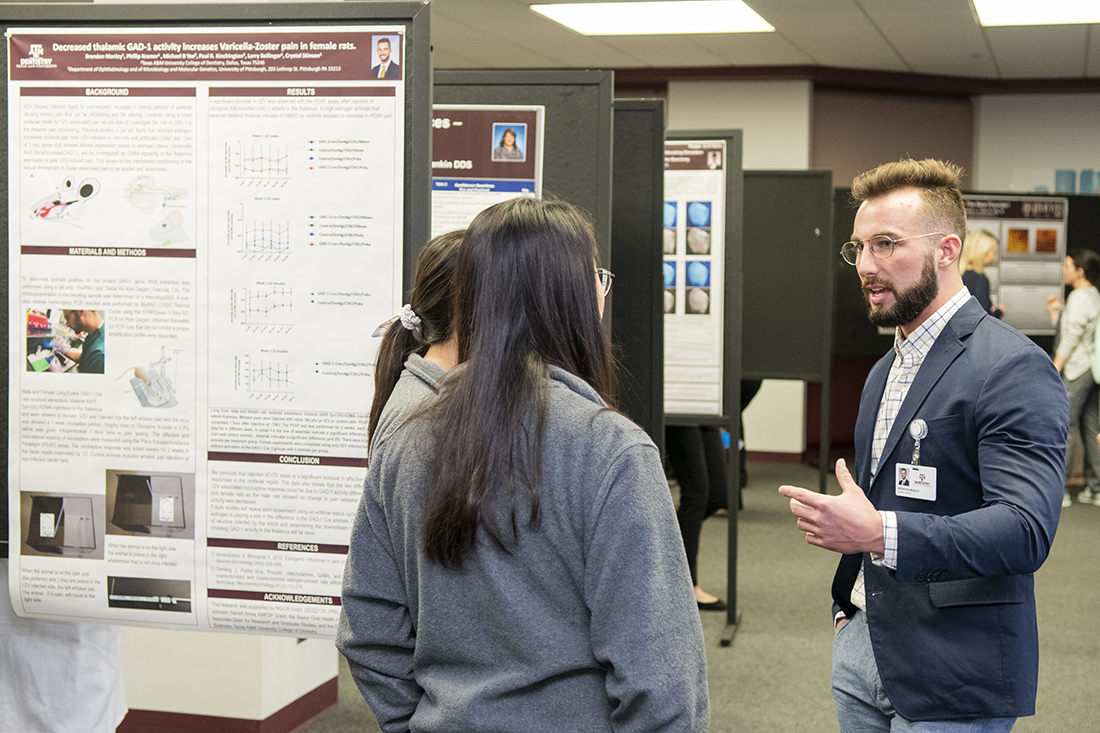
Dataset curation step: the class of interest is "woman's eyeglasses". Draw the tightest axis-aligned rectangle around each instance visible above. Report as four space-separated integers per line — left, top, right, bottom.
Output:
596 268 615 296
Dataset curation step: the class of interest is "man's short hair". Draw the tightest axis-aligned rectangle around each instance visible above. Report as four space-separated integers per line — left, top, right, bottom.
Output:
851 158 967 238
377 37 391 47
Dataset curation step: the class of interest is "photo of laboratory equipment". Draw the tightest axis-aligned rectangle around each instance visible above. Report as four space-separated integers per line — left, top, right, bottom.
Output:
106 471 194 539
107 576 192 613
22 493 102 558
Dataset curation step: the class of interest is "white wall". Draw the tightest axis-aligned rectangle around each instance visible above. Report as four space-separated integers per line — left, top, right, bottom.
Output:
667 80 813 170
974 94 1100 192
742 379 807 453
668 80 812 453
124 627 337 719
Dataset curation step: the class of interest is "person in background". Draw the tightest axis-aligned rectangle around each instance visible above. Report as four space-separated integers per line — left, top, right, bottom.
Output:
1 559 127 732
367 229 464 447
338 197 708 732
665 424 729 610
959 228 1006 318
1046 249 1100 507
780 158 1067 731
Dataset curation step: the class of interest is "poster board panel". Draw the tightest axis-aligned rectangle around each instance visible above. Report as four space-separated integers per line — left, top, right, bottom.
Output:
611 99 664 452
433 70 614 276
3 2 431 639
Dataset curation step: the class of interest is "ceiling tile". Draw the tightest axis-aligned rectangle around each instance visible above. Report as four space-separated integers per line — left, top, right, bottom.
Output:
985 25 1089 78
422 0 1100 79
692 32 818 66
1086 25 1100 77
595 35 730 67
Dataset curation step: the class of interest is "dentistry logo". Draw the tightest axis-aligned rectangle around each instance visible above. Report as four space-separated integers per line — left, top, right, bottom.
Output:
18 42 56 69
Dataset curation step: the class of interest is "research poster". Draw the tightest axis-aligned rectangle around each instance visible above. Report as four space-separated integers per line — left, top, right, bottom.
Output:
663 140 726 416
963 195 1067 336
430 104 543 237
7 26 406 637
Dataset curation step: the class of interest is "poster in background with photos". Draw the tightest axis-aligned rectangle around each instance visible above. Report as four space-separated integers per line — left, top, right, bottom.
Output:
663 140 726 416
963 194 1067 336
430 104 543 236
7 25 406 637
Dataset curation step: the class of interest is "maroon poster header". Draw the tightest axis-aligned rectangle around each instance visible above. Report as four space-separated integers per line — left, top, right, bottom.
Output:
664 142 726 172
10 31 396 82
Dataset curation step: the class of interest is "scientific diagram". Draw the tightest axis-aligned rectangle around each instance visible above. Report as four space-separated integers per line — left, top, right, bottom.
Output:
228 206 292 260
227 139 290 188
230 283 293 333
235 355 293 401
118 346 183 408
28 174 100 224
123 175 190 247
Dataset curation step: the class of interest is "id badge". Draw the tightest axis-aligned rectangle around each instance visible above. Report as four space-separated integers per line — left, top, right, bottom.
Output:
895 463 937 501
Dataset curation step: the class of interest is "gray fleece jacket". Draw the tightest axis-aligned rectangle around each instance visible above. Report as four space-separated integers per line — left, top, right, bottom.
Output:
337 355 709 732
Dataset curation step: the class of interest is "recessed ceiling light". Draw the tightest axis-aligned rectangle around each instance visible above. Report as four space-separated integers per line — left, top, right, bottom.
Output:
530 1 774 36
973 0 1100 27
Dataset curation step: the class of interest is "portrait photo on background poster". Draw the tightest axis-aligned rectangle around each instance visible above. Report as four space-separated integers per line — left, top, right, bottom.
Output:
370 35 402 79
491 123 527 162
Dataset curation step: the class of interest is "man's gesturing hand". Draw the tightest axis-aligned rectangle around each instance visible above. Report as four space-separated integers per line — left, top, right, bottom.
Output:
778 458 885 555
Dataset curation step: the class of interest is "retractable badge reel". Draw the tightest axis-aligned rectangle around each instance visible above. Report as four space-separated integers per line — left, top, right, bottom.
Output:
909 419 928 466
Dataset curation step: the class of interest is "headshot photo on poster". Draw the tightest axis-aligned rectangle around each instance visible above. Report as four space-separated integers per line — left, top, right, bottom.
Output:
371 35 401 79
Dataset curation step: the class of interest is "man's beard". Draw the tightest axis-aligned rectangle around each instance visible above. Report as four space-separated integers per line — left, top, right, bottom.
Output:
862 253 938 329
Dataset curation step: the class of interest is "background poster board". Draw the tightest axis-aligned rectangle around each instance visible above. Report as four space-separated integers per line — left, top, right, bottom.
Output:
432 70 614 292
3 2 431 639
663 139 729 417
430 104 544 236
964 195 1067 336
610 99 665 452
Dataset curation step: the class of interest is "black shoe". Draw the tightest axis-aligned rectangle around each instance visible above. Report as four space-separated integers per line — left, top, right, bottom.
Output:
697 598 728 612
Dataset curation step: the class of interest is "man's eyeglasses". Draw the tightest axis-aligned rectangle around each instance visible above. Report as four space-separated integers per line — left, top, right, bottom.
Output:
596 268 615 296
840 232 944 266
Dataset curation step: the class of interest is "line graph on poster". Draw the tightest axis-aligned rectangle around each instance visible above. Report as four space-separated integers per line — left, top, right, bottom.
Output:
230 283 293 333
232 139 291 180
235 355 294 401
228 205 292 261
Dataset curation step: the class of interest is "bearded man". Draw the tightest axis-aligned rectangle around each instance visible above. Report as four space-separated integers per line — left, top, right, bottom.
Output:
780 159 1068 731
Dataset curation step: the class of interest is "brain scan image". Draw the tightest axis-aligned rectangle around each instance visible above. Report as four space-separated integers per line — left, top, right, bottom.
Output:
663 201 677 228
687 201 711 228
687 261 710 288
686 227 711 255
664 228 677 254
687 287 710 314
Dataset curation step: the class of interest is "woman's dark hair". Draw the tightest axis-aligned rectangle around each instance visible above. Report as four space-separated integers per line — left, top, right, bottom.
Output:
367 229 463 445
499 128 516 147
422 196 617 567
1068 248 1100 286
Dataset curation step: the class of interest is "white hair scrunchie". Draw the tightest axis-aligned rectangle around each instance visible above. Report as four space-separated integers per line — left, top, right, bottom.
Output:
399 303 422 331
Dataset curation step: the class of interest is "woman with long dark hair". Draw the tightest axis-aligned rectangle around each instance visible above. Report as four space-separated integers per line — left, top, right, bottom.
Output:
367 229 463 447
338 197 708 732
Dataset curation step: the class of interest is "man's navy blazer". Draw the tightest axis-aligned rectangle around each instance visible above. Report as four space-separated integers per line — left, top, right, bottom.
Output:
832 296 1069 721
371 61 401 79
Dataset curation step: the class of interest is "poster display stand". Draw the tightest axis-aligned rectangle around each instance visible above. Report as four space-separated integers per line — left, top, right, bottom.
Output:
664 130 743 643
